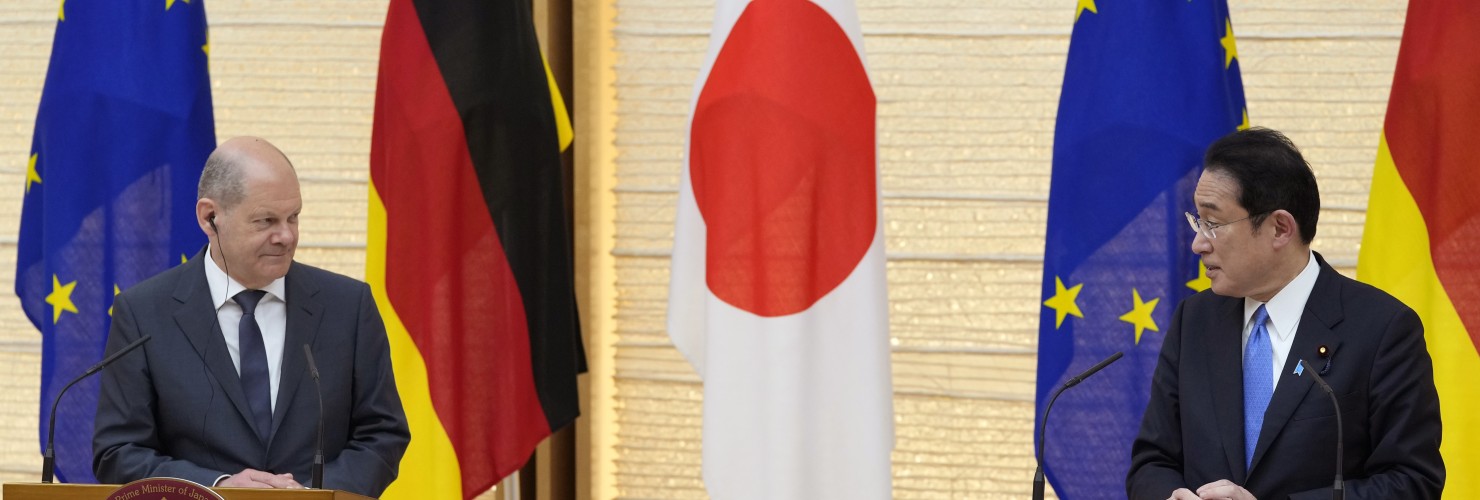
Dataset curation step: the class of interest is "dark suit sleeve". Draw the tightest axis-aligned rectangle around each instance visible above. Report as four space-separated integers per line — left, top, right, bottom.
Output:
321 283 411 496
1127 299 1191 499
94 293 228 486
1289 307 1444 500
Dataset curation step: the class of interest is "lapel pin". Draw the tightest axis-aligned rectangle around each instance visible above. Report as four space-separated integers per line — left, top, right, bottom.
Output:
1318 345 1330 358
1294 360 1305 377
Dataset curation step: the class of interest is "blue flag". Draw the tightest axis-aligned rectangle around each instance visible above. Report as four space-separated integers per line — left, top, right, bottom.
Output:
1035 2 1245 498
16 0 215 483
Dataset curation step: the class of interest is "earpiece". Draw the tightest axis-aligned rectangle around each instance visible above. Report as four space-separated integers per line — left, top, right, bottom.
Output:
208 214 218 234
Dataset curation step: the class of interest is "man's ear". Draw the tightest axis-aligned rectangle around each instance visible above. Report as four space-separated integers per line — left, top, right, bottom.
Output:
196 199 218 236
1267 209 1299 249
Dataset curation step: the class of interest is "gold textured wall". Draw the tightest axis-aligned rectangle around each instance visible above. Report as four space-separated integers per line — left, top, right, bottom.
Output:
0 0 1407 499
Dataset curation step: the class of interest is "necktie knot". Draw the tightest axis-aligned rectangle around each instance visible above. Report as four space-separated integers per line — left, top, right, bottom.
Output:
234 290 267 314
1253 304 1269 328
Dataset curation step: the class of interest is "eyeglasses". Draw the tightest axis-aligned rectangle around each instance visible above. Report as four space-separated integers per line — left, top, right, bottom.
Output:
1185 211 1265 240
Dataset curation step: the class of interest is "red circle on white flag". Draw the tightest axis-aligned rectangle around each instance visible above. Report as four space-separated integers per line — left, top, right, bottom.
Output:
690 0 877 317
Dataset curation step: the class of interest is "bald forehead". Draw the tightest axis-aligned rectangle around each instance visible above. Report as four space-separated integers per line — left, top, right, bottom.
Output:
199 137 298 208
218 137 294 170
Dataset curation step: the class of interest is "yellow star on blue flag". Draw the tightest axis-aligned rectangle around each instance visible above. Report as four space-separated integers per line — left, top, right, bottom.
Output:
45 275 78 323
1043 277 1085 329
1075 0 1097 22
1118 288 1161 344
1186 261 1212 292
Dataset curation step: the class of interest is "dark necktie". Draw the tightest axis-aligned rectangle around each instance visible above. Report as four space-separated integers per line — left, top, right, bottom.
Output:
234 290 273 444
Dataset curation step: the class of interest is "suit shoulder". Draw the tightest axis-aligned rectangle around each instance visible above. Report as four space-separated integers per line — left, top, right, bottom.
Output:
289 261 372 294
1333 271 1405 305
1326 270 1416 324
117 259 199 300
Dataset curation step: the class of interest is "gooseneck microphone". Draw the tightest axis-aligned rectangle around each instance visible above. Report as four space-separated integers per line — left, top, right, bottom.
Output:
302 344 324 489
1034 351 1124 500
42 334 152 483
1301 359 1343 500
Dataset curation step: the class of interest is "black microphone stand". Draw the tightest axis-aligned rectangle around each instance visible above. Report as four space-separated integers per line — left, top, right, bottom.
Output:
302 344 324 489
1301 359 1343 500
1034 352 1124 500
43 335 152 483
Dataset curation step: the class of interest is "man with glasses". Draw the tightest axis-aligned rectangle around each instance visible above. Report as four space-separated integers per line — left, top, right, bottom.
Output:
1127 128 1443 500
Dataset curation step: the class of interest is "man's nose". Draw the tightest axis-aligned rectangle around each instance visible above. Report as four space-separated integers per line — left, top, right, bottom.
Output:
269 224 296 244
1190 231 1212 254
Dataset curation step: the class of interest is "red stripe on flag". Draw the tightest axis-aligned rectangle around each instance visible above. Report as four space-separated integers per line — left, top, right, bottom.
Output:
371 0 550 492
1382 1 1480 354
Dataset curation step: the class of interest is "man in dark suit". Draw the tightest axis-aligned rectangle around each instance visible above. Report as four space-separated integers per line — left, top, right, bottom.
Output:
94 137 410 496
1127 128 1443 500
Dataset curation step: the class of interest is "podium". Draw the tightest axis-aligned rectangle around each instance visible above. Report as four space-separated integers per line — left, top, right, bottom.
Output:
3 483 375 500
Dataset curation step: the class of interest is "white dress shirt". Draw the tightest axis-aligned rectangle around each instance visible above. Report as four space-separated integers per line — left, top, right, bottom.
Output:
1241 250 1320 392
204 245 288 412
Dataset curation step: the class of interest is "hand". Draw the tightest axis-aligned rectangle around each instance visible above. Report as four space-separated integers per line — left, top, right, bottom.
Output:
219 468 304 489
1196 479 1256 500
1168 488 1200 500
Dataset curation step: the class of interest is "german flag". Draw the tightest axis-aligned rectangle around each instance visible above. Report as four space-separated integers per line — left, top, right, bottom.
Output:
1357 2 1480 497
367 0 582 497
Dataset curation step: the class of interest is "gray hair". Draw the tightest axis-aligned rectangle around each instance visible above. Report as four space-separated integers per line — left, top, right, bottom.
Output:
197 150 247 209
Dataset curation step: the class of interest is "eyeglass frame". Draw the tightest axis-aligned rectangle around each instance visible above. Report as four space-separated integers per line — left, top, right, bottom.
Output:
1185 211 1270 240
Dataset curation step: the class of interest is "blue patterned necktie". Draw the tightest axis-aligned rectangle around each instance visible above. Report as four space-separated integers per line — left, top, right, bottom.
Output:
235 290 273 444
1244 304 1273 470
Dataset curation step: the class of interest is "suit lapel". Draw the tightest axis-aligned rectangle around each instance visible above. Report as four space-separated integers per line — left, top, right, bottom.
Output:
1205 296 1249 483
269 263 323 447
1249 257 1345 475
171 254 262 441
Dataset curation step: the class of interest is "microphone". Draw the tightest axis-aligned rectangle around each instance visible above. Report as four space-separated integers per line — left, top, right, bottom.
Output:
1301 359 1343 500
1034 351 1124 500
302 344 324 489
1062 351 1123 389
42 334 152 483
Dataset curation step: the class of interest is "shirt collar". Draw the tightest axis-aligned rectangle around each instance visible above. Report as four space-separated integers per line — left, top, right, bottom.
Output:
203 244 288 309
1243 250 1319 339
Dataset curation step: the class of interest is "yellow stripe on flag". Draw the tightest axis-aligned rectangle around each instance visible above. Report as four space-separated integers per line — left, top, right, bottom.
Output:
1357 133 1480 497
541 52 573 152
369 185 465 499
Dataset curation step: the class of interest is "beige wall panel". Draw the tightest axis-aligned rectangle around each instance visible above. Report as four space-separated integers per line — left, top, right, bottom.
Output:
893 396 1037 499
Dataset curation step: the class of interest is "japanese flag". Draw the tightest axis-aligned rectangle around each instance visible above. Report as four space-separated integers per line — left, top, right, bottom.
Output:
667 0 894 498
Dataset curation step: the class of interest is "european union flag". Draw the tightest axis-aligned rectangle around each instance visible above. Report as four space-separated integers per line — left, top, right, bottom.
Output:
16 0 215 483
1035 2 1245 498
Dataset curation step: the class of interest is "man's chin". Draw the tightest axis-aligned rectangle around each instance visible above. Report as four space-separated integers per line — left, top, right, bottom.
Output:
258 262 291 282
1208 280 1235 298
